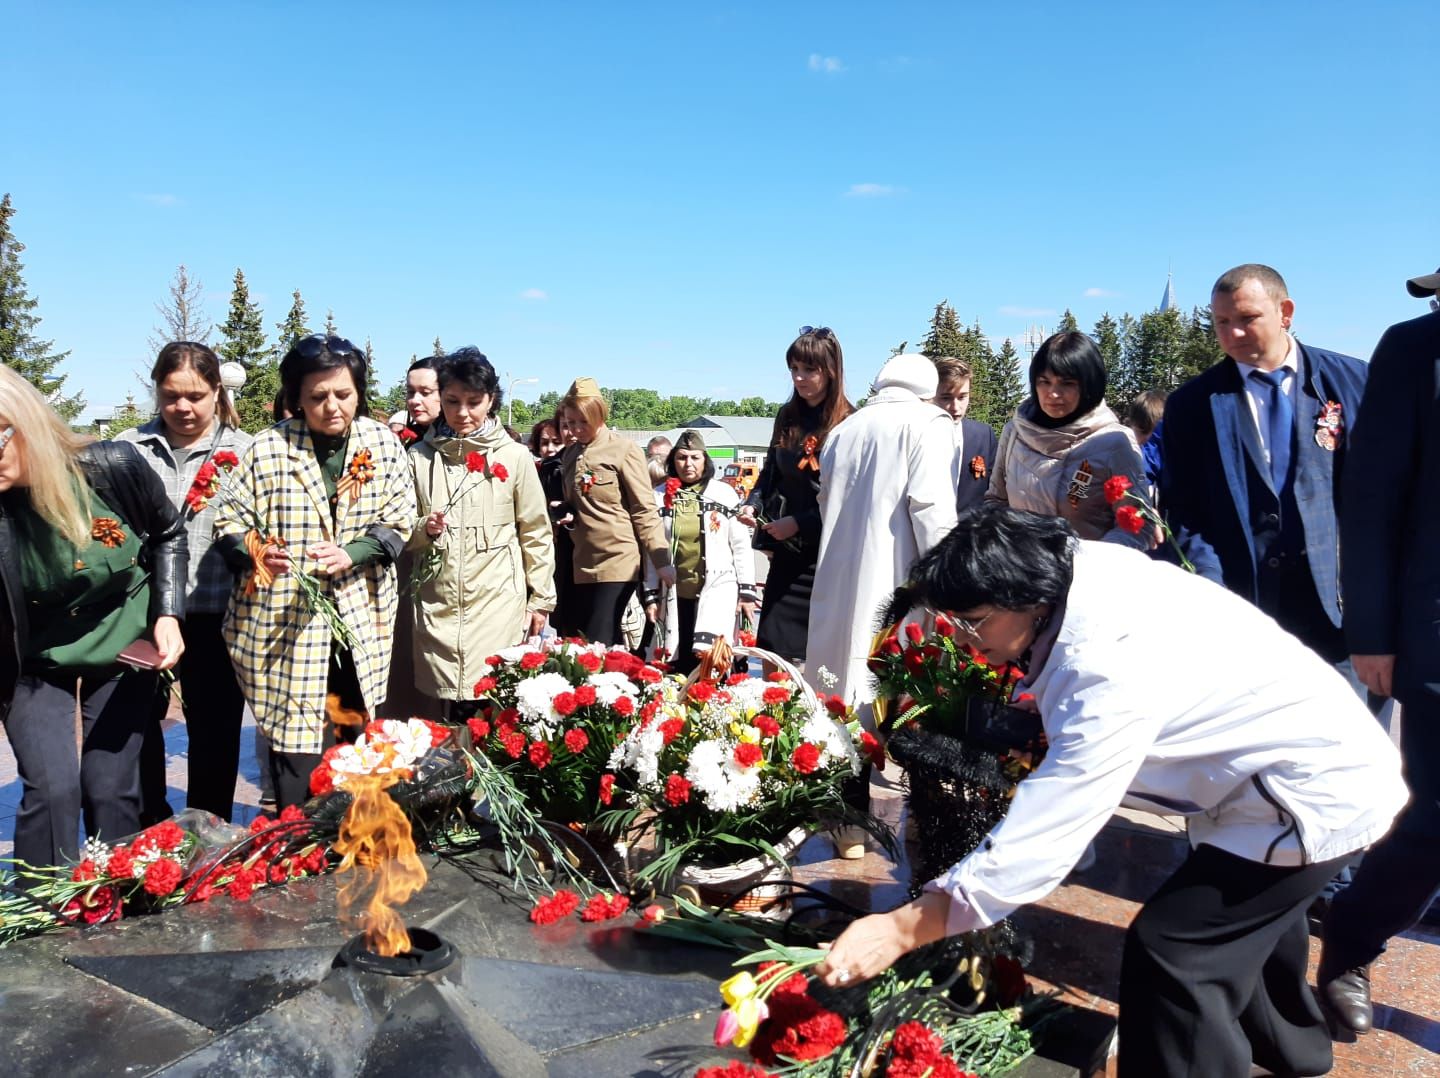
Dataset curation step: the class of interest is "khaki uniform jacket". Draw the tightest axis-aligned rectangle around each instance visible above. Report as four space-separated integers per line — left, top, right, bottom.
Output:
560 426 671 584
408 423 556 701
216 416 416 753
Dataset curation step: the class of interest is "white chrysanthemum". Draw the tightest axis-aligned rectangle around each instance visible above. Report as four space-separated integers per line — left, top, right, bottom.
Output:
723 678 770 715
586 671 639 707
513 672 575 737
607 719 667 789
686 738 763 813
799 708 862 775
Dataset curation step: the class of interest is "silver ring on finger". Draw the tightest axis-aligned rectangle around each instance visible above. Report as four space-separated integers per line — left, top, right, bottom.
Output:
834 968 852 983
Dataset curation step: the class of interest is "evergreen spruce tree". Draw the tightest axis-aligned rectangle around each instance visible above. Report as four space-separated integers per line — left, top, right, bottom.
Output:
324 309 337 336
1176 306 1225 384
1055 308 1079 333
1093 313 1123 401
275 290 311 354
0 193 82 418
363 337 380 409
918 300 966 359
216 268 277 433
989 338 1025 425
148 264 212 353
432 337 445 357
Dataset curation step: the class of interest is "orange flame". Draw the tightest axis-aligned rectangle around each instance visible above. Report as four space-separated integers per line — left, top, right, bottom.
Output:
327 692 367 742
333 770 427 956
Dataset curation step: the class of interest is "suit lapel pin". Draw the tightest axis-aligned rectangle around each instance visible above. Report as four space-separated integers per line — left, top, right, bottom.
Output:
1315 401 1343 451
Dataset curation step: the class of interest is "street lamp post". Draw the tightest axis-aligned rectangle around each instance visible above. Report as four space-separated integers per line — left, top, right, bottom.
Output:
506 374 539 430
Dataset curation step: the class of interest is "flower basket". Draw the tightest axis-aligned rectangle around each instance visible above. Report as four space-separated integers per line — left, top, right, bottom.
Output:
674 823 809 918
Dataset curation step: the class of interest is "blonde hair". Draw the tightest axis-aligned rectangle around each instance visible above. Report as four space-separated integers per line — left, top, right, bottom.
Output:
0 365 95 545
560 391 608 431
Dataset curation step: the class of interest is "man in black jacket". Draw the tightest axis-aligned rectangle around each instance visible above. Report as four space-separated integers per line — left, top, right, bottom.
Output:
1319 267 1440 1035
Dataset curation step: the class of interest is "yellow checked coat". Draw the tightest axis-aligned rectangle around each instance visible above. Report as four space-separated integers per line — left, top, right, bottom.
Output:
216 416 417 753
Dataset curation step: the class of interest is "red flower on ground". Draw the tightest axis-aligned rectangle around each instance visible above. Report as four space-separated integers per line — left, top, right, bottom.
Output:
143 857 184 897
226 877 255 902
1115 504 1146 535
467 716 491 740
757 961 809 996
145 820 186 851
750 991 847 1064
63 884 122 925
250 815 274 834
574 684 597 707
665 773 692 806
990 954 1029 1006
640 903 666 924
580 892 630 922
528 741 553 769
491 463 509 482
694 1062 771 1078
598 773 615 805
71 859 98 883
529 889 581 925
575 651 602 673
733 742 762 768
613 695 635 717
761 685 791 707
889 1020 944 1064
465 451 488 473
279 804 306 823
473 675 498 695
303 847 329 874
660 717 685 745
553 691 579 717
502 730 527 758
753 715 780 738
520 651 546 670
791 743 821 774
564 728 589 754
1103 474 1133 504
106 846 136 879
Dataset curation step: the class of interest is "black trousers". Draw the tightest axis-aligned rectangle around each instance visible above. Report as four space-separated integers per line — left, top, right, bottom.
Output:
1118 844 1347 1078
3 668 154 866
669 596 699 675
570 581 636 648
1324 684 1440 975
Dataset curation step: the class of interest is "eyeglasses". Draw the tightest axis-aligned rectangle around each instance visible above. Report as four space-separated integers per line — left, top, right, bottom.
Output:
290 333 364 359
951 611 995 639
798 326 833 340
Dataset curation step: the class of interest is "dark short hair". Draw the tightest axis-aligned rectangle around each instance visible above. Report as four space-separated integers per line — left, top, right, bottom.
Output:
883 504 1076 626
279 334 370 418
1213 263 1289 303
437 347 503 417
1029 331 1107 419
407 355 442 376
528 416 560 456
151 341 241 429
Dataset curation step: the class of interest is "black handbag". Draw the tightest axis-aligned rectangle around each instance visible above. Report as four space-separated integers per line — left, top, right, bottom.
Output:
750 490 789 553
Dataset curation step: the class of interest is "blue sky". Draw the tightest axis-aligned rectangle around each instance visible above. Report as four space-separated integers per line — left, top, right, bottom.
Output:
5 2 1436 421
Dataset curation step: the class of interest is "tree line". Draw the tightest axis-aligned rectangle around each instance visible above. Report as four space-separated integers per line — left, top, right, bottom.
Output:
2 190 1225 439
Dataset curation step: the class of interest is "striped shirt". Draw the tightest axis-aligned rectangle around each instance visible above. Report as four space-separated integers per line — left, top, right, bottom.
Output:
115 419 254 615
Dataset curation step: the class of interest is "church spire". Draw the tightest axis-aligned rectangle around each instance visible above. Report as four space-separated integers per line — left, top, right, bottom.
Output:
1160 270 1178 312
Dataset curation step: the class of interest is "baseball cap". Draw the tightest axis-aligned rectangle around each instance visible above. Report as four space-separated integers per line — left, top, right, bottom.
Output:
1405 268 1440 298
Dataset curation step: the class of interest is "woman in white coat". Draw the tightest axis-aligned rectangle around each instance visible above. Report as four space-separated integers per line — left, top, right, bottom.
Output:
816 505 1405 1078
642 430 757 675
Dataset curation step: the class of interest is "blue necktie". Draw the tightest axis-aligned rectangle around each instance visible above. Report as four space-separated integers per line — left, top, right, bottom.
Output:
1250 368 1293 488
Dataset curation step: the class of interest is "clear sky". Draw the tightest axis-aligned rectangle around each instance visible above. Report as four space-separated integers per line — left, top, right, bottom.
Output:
5 2 1436 420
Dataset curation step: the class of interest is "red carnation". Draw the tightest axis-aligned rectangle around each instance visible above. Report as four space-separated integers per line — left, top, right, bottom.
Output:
580 892 630 922
106 846 136 878
304 847 330 874
226 876 255 902
529 889 581 925
467 716 491 740
694 1063 772 1078
520 651 546 670
502 730 527 758
733 742 762 768
762 685 790 706
576 652 602 672
665 477 681 495
280 804 306 823
465 451 488 473
613 695 635 717
1103 474 1133 504
764 671 790 683
213 449 240 469
860 730 886 769
309 765 335 796
791 742 821 774
688 680 716 704
726 672 749 686
553 691 579 717
399 427 419 445
564 728 589 753
665 773 692 806
824 695 847 716
890 1020 944 1064
528 741 553 769
63 884 122 925
250 815 274 834
491 463 509 482
574 684 597 707
1115 504 1146 535
143 857 184 897
750 991 847 1064
753 715 780 738
71 859 98 883
603 650 639 675
599 773 615 805
473 675 498 695
635 665 662 684
660 717 686 745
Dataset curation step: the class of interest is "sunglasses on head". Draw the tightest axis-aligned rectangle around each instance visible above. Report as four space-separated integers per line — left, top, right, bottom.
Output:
291 333 364 359
798 325 833 340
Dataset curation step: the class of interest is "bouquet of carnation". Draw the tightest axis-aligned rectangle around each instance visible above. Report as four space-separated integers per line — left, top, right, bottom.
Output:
600 648 886 885
464 640 668 825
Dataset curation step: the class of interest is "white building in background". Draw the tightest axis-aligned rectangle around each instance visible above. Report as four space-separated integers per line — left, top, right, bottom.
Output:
614 414 773 466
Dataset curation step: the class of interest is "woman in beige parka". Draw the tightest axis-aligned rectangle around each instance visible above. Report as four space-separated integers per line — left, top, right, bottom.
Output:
409 349 555 717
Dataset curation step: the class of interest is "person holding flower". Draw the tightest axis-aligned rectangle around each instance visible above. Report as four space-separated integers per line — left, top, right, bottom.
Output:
117 341 252 821
409 349 555 718
0 365 188 868
214 334 415 810
816 505 1404 1078
739 326 854 664
985 331 1149 547
558 377 674 646
641 429 757 674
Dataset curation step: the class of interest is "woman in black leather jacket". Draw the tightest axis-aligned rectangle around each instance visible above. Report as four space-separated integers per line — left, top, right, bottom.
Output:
0 366 188 868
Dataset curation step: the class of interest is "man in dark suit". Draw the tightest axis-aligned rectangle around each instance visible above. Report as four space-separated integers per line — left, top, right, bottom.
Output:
1161 264 1369 682
1319 267 1440 1035
932 357 998 512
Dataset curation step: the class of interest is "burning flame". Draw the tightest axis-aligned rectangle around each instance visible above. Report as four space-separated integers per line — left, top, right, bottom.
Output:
333 770 427 957
327 692 367 741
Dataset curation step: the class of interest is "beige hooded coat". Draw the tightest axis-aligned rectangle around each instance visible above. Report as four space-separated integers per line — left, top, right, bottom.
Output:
409 422 556 701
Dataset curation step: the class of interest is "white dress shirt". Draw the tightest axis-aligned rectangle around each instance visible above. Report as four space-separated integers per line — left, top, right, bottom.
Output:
1231 335 1299 475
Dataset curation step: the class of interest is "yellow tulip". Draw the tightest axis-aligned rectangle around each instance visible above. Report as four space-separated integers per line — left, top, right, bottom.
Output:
732 996 765 1048
719 971 758 1007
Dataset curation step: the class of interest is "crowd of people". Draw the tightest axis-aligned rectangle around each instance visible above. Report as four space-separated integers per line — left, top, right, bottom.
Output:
0 260 1436 1075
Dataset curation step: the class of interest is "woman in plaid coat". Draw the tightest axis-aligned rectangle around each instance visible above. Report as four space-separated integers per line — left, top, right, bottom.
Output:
214 335 416 808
